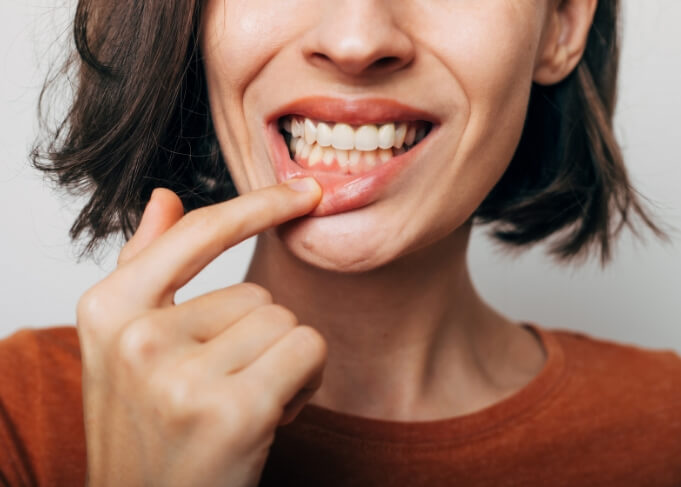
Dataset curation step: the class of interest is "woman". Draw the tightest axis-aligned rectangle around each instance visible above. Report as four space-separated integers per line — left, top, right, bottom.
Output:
1 0 679 485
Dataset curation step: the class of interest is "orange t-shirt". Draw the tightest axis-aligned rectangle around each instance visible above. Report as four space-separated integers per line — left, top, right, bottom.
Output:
1 323 680 486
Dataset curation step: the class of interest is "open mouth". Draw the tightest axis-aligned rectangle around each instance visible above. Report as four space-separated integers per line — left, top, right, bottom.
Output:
278 116 433 175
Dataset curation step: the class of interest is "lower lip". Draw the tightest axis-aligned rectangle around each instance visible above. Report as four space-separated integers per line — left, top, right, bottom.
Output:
266 123 435 217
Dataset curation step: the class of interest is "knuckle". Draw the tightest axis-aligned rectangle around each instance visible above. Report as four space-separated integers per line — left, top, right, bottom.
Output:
76 275 122 327
118 318 163 367
239 282 273 304
154 375 203 428
291 325 327 358
262 304 298 327
165 379 198 416
76 287 104 324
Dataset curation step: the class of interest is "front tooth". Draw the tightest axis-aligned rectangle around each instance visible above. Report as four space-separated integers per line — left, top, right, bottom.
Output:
349 149 362 166
308 144 323 166
317 122 333 147
322 147 335 166
394 123 407 148
304 119 317 145
292 118 304 138
405 125 416 146
364 151 377 167
355 125 379 151
377 123 395 150
331 123 354 150
336 149 349 167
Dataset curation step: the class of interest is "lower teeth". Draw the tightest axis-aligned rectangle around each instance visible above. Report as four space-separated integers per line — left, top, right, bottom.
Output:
282 133 420 175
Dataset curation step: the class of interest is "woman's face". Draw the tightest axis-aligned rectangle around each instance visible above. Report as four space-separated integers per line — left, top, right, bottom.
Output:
200 0 567 272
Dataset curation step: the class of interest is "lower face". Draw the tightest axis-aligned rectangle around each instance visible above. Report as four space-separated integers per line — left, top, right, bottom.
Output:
200 0 549 273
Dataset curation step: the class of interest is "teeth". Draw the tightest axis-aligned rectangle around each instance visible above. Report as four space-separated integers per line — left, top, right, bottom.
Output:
304 119 317 145
292 118 304 138
405 125 416 146
349 149 361 165
300 142 312 159
394 123 407 149
364 151 377 168
308 144 323 166
355 125 379 151
289 135 410 173
322 147 335 166
378 149 392 163
283 116 429 152
336 149 349 167
415 126 426 143
377 123 395 150
331 123 354 150
316 122 333 147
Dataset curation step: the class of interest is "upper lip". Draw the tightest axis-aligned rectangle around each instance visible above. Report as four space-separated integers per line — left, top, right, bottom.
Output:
265 96 441 126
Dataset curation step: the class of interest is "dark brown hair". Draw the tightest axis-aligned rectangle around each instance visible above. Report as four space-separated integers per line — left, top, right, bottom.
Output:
33 0 665 264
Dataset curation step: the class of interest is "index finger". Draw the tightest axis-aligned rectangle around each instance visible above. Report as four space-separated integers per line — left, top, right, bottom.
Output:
116 178 321 307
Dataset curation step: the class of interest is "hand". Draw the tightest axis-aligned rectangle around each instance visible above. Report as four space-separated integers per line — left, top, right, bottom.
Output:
76 178 326 487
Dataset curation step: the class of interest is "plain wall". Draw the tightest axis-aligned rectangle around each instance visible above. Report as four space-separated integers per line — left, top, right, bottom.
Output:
1 1 679 351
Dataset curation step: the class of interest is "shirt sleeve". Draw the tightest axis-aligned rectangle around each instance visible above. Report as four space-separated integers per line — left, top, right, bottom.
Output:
0 327 86 486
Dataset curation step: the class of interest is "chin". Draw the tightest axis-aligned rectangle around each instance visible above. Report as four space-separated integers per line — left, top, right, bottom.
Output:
275 211 408 274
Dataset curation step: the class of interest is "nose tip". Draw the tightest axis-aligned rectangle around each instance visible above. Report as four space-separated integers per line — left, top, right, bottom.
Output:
302 2 415 78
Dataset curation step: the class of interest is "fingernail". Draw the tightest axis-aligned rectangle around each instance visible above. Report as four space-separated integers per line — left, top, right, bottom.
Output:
285 177 320 193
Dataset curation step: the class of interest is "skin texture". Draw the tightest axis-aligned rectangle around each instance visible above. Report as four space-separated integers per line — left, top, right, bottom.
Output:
200 0 597 417
78 1 597 485
79 181 329 486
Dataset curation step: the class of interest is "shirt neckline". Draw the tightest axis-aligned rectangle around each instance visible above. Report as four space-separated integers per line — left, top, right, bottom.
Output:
290 322 567 445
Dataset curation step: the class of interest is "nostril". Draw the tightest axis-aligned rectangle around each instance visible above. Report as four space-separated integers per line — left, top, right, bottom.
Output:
373 56 402 70
308 51 409 76
309 52 333 67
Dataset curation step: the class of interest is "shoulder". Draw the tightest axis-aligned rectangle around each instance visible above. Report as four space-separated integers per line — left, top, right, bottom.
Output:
0 326 82 400
0 325 82 398
0 326 85 486
549 326 681 402
538 325 681 474
0 325 81 363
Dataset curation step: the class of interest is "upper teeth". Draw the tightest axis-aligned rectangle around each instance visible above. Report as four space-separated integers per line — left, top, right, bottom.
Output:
281 117 427 152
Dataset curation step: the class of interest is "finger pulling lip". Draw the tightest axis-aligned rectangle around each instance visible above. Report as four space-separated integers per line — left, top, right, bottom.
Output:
266 125 437 218
264 96 440 217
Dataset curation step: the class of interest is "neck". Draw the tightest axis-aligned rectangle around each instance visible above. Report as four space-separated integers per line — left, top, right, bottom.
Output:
245 223 537 420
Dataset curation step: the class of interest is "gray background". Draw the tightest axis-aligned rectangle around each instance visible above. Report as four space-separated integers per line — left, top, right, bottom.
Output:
1 1 679 351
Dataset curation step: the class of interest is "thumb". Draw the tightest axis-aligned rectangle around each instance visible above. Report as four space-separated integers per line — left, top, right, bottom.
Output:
117 188 185 268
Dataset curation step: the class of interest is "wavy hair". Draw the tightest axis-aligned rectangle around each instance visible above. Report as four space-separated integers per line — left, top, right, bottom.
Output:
32 0 665 264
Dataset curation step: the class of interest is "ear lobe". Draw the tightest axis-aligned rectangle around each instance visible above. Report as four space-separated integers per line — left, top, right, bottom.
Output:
533 0 598 86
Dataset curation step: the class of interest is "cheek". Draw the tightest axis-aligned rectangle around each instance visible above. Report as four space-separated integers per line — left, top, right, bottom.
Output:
200 0 305 190
430 6 539 116
409 5 543 229
432 5 540 150
201 0 305 90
